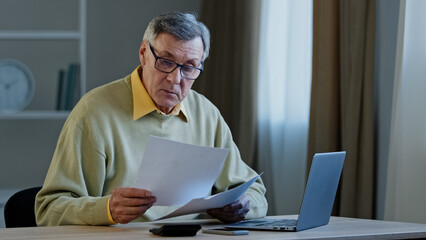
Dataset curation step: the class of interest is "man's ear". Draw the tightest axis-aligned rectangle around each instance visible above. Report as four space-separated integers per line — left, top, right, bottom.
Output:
139 40 148 66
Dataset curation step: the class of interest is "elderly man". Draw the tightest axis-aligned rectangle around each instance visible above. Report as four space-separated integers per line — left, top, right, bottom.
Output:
35 12 267 226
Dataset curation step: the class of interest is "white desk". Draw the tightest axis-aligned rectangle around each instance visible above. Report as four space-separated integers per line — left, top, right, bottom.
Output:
1 216 426 239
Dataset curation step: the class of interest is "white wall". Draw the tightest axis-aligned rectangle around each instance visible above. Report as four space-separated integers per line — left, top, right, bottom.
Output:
375 0 400 221
384 0 426 224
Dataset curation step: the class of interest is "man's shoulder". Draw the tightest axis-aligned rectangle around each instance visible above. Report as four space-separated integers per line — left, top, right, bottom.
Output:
84 75 131 100
184 90 222 119
186 90 218 110
69 75 132 120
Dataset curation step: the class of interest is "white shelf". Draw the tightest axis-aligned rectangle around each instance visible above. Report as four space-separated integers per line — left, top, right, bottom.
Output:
0 30 82 40
0 0 86 121
0 111 70 120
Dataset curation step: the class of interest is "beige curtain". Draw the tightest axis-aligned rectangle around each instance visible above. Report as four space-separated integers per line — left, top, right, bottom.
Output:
308 0 375 218
195 0 261 167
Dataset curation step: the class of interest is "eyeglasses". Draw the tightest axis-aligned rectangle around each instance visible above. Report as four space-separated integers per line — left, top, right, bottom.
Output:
149 44 203 80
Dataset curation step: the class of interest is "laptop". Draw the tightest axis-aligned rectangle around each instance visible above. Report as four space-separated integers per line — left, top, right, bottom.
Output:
225 151 346 232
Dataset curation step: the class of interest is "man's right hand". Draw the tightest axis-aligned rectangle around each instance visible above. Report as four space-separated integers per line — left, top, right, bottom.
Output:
109 187 156 224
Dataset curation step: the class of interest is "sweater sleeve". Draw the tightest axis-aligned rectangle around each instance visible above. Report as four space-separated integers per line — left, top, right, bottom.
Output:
212 115 268 219
35 116 112 226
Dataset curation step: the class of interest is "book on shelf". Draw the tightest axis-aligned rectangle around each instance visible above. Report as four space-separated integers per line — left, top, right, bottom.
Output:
56 69 66 111
56 63 81 111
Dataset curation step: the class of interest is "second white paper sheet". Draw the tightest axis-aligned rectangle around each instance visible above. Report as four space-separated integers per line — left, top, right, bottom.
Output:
134 136 229 206
157 173 262 220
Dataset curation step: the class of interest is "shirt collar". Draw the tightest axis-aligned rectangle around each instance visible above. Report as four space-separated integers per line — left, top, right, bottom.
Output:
131 66 188 122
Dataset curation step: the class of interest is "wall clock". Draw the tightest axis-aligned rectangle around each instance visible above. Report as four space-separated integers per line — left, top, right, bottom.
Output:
0 59 35 113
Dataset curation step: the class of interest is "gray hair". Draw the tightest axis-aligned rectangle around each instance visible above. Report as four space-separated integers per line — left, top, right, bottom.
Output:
143 12 211 61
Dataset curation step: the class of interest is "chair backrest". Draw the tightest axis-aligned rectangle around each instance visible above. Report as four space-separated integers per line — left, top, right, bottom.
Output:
4 187 42 228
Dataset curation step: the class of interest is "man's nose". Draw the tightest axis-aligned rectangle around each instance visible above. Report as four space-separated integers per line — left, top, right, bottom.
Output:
167 67 182 84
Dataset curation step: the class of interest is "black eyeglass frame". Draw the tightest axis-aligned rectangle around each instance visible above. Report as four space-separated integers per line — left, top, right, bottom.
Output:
149 44 204 80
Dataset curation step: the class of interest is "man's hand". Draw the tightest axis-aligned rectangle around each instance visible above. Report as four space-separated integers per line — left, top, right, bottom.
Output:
207 194 250 223
109 187 156 224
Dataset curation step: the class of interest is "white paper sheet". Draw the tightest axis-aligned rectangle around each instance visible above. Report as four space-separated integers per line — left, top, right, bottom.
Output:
157 173 262 220
134 136 229 206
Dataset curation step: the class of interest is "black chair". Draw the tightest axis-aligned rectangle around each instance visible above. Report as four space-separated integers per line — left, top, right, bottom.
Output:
4 186 42 228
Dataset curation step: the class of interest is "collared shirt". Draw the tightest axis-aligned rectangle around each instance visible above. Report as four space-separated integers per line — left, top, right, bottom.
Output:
130 66 188 122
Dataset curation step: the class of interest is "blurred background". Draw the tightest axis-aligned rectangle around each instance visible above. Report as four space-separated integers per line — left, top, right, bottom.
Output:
0 0 425 228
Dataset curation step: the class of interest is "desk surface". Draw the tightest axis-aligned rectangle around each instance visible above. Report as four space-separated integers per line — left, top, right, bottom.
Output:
1 216 426 240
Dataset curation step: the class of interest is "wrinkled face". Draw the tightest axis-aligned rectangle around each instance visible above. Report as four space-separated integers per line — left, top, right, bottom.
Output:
139 33 204 114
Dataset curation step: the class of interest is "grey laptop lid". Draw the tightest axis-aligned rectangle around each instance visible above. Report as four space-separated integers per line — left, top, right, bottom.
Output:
296 151 345 231
225 151 346 231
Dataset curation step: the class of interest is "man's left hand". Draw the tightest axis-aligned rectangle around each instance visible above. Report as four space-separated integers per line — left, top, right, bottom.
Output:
207 194 250 223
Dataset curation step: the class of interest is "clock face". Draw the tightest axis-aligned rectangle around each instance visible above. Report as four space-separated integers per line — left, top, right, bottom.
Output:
0 59 35 112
